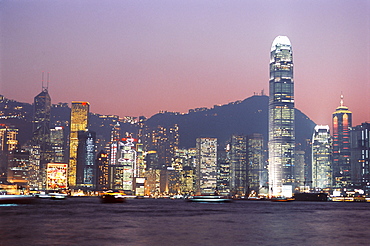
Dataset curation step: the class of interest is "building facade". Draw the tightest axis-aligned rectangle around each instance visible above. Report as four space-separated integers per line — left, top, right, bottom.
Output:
68 101 90 188
76 130 96 189
229 135 247 195
350 123 370 195
268 36 295 197
332 96 352 188
247 133 265 195
196 137 217 194
312 125 332 190
33 88 52 189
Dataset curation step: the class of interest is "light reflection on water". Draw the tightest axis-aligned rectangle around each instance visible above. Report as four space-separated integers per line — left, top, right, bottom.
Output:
1 198 370 245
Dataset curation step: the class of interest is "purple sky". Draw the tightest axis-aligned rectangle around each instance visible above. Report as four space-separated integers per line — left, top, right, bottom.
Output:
1 0 369 126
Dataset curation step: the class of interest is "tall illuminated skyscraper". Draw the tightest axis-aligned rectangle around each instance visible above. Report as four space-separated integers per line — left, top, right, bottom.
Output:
229 135 247 196
332 95 352 188
196 137 217 194
312 125 332 190
68 101 89 187
33 85 51 188
268 36 295 197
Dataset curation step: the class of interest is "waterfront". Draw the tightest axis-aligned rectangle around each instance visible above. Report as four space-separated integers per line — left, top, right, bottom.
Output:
1 198 370 246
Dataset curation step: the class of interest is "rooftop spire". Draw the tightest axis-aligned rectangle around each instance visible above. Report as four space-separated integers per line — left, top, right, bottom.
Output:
340 93 344 107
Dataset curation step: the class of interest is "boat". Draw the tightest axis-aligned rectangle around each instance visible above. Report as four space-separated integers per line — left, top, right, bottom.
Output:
35 191 67 199
186 195 233 203
49 193 67 200
100 191 126 203
270 196 294 202
294 192 328 201
0 195 36 204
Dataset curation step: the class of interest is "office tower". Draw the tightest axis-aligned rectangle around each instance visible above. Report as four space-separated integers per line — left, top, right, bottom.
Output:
160 167 181 195
76 130 96 189
247 133 265 195
145 150 159 170
196 137 217 194
332 95 352 188
229 135 247 195
33 85 52 189
217 144 230 194
268 36 295 197
68 101 90 187
0 124 18 184
112 137 137 193
180 166 195 195
50 126 65 163
7 149 29 185
143 124 179 168
135 142 145 177
96 150 110 190
350 123 370 195
312 125 332 190
294 150 305 189
28 145 41 189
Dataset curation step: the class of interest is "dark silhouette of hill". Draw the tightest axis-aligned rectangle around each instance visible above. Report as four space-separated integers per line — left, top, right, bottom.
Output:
146 95 316 148
1 94 316 150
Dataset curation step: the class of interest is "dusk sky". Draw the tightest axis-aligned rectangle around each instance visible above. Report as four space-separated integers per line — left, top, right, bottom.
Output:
1 0 369 126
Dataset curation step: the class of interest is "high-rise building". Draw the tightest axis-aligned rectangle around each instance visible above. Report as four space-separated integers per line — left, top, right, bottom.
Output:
312 125 332 190
247 133 266 195
7 149 29 185
332 95 352 188
112 137 137 193
268 36 295 197
229 135 247 195
33 86 52 189
196 137 217 194
350 122 370 195
68 101 90 187
0 124 18 184
96 150 110 191
50 126 65 163
217 144 230 194
76 130 96 189
143 124 179 168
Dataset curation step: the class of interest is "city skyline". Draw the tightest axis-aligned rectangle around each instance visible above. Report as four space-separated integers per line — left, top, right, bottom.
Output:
1 1 369 126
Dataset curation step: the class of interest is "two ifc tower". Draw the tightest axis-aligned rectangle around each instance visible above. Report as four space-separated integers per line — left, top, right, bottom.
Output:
268 36 295 197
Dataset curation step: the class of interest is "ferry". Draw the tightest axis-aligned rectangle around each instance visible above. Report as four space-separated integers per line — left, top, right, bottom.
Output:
0 195 36 204
270 196 295 202
100 191 126 203
294 192 328 201
186 195 233 203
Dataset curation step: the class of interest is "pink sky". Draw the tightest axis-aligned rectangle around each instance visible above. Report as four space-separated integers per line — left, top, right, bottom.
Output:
1 0 369 126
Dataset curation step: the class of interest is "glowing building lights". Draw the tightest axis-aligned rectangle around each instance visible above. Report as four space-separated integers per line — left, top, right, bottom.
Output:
332 95 352 188
268 36 295 197
68 101 90 187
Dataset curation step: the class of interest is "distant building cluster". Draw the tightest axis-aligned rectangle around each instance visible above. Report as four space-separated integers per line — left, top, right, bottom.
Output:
0 37 368 198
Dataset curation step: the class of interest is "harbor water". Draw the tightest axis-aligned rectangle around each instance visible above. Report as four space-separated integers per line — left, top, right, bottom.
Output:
1 198 370 246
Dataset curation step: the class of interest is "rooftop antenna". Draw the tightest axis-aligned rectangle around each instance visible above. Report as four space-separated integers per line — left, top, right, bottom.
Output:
41 71 45 91
46 72 50 91
340 92 344 107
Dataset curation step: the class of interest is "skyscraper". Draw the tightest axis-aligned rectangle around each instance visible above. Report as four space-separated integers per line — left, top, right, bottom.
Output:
96 150 110 191
68 101 89 187
247 133 266 195
312 125 332 190
229 135 247 196
33 86 51 188
196 137 217 194
332 95 352 188
350 123 370 196
268 36 295 197
76 130 96 189
0 124 19 184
